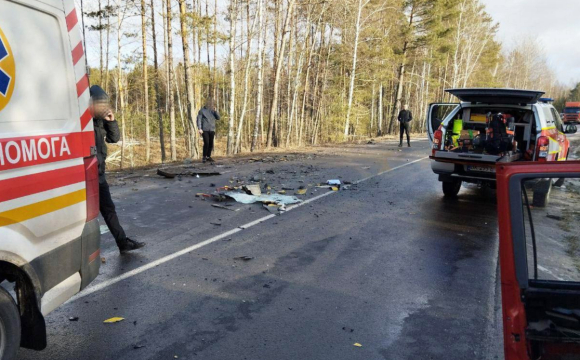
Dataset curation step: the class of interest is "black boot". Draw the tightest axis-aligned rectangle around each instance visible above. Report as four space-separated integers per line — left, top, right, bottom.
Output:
119 238 146 254
407 142 411 147
398 143 402 147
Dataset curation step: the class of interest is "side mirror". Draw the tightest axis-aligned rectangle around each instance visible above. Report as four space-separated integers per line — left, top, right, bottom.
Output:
564 124 577 134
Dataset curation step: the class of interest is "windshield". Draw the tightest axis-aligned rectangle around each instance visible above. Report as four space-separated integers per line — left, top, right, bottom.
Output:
564 107 580 113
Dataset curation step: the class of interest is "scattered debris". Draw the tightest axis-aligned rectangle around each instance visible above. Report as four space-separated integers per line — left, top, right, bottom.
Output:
263 204 281 214
133 344 146 350
101 257 106 264
266 169 275 174
547 214 563 221
243 184 262 196
278 190 286 194
233 256 254 261
69 316 79 321
327 179 342 186
210 222 222 226
353 343 362 347
331 187 339 191
224 192 301 207
296 188 307 195
211 204 240 212
103 317 125 324
157 169 221 178
263 284 271 288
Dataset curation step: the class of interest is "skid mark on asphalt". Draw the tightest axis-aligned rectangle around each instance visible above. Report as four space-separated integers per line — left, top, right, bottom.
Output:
68 156 429 303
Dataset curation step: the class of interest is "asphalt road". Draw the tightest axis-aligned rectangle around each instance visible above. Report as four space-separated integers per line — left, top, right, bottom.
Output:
18 138 505 360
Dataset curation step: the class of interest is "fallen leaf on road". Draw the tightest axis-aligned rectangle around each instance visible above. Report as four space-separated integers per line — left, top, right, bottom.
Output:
296 189 307 195
353 343 362 347
101 257 106 264
103 317 125 323
331 187 339 191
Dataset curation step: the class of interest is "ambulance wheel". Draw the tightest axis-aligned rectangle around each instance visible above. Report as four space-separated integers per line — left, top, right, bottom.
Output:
442 180 462 197
0 287 21 360
532 179 552 208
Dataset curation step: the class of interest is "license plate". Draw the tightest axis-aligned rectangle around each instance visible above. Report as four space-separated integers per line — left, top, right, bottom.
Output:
467 165 496 173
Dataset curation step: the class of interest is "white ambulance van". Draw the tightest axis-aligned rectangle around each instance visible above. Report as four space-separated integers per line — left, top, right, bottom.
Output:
0 0 100 357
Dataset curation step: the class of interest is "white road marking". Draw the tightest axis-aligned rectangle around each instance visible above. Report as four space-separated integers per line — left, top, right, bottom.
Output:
70 155 429 302
537 265 566 281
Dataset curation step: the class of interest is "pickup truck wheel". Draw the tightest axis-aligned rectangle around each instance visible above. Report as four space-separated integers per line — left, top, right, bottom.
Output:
0 287 21 360
442 180 462 197
532 179 552 208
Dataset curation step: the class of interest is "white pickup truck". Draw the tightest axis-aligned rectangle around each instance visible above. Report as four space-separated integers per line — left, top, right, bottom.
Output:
427 88 576 199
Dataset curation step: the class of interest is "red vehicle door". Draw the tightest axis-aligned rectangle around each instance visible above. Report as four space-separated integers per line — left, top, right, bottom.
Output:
496 161 580 360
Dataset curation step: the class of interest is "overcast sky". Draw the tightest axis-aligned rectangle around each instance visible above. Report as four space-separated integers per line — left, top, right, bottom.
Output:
480 0 580 86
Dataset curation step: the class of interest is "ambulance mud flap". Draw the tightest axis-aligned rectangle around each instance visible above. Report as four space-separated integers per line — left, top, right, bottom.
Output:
80 218 101 290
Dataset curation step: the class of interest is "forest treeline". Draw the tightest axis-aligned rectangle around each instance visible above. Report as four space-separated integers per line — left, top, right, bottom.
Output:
82 0 574 167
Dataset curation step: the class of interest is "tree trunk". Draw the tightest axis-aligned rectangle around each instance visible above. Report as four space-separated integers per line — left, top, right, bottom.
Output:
235 0 257 153
179 0 199 159
250 0 264 152
150 0 166 162
141 0 151 163
117 10 126 168
98 0 103 85
378 83 383 136
105 0 111 93
266 0 296 148
226 0 237 155
166 0 177 160
343 0 367 141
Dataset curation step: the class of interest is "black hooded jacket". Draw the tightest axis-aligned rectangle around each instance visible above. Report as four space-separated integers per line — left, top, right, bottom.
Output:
94 118 120 183
90 85 120 183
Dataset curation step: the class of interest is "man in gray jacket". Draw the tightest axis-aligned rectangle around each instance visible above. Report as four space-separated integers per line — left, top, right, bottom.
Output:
197 100 220 163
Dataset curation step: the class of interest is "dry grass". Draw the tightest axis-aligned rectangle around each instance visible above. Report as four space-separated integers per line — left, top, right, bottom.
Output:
104 133 425 172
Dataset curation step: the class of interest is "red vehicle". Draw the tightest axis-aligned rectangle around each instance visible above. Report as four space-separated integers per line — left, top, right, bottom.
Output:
496 161 580 360
563 102 580 125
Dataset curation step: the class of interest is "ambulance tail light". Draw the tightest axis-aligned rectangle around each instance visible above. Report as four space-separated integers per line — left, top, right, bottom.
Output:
536 136 549 160
84 156 100 222
432 129 443 156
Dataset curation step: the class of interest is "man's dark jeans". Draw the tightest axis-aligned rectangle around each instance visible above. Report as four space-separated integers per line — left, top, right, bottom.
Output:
99 179 127 247
202 131 215 158
399 122 410 145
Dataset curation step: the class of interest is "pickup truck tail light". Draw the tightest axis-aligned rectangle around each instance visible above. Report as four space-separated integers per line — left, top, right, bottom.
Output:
536 136 549 160
84 156 100 222
432 130 443 156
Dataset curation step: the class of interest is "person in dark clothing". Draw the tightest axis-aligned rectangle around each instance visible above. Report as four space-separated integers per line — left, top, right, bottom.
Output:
197 100 220 163
90 85 145 254
398 104 412 147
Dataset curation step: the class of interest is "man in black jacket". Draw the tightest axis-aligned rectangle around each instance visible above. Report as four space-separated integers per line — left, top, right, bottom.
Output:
90 85 145 254
398 104 412 147
197 99 220 163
